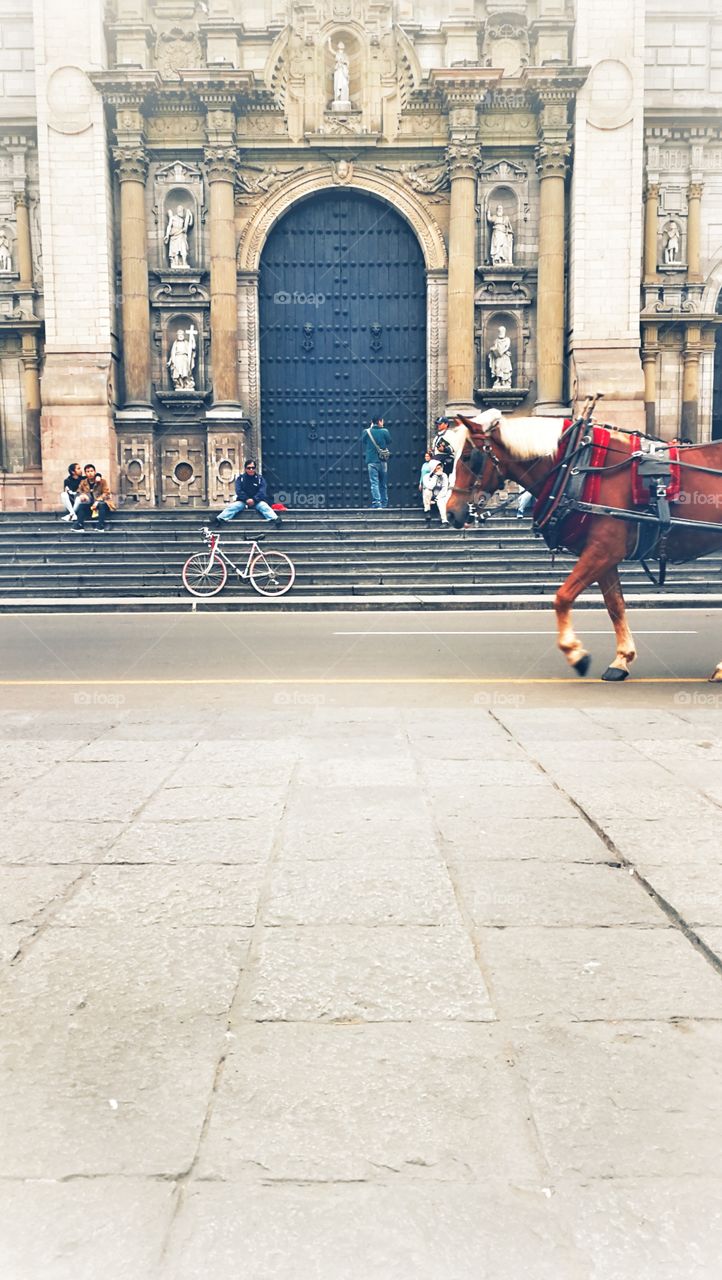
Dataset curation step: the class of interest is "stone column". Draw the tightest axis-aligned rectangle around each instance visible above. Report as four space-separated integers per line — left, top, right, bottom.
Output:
446 138 480 413
643 182 660 282
13 189 33 287
13 190 41 467
686 182 703 283
681 324 701 441
641 324 658 436
204 110 241 412
113 117 152 408
535 94 571 413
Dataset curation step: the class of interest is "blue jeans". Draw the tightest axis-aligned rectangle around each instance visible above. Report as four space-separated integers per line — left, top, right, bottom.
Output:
367 462 388 509
218 499 278 523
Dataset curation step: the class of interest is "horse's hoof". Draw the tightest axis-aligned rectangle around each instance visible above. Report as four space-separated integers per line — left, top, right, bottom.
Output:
573 655 591 677
601 666 629 682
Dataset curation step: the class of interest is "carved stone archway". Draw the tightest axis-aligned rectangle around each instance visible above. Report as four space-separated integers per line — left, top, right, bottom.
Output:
236 166 448 434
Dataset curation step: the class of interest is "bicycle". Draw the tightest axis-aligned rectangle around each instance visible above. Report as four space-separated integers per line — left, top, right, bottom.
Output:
182 526 296 598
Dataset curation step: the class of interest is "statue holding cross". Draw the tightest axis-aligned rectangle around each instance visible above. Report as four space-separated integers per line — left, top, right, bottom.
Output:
168 324 197 390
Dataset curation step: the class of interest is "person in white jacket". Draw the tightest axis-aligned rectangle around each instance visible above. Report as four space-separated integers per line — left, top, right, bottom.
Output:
422 461 450 526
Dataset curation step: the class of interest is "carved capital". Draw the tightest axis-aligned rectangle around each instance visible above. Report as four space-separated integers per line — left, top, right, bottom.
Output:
535 140 571 180
446 140 481 180
687 182 704 202
113 145 149 184
13 190 30 211
204 145 237 184
645 182 660 203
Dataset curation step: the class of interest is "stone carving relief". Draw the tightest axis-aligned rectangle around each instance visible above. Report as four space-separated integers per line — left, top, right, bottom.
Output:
331 159 354 184
482 18 530 76
156 28 203 79
235 164 304 198
0 227 13 273
377 160 450 195
487 201 514 266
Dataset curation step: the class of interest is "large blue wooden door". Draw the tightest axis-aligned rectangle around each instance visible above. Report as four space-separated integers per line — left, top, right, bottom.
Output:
259 190 427 507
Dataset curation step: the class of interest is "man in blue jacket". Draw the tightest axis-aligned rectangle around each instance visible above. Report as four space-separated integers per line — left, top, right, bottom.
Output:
216 459 282 526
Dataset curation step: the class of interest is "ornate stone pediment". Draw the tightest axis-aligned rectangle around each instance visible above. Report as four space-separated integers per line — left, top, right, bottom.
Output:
482 15 530 76
156 27 203 79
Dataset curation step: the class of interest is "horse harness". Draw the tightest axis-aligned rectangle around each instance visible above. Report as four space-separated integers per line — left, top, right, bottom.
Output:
467 417 722 587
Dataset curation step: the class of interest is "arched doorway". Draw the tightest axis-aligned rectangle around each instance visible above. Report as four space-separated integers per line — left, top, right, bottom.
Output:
714 289 722 441
259 189 427 507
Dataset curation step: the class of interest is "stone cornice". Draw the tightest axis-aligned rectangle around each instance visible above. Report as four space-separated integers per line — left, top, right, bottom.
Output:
429 68 504 109
523 66 591 101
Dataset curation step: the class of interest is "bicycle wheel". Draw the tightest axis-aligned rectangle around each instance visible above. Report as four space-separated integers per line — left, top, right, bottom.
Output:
249 550 296 597
182 553 228 597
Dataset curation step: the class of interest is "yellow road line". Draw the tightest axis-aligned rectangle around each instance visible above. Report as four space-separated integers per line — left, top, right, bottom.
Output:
0 677 713 687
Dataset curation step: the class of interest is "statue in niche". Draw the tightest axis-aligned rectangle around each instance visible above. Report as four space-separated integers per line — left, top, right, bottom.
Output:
168 325 197 390
329 38 351 106
164 205 193 270
488 326 513 389
663 220 681 265
0 229 12 273
488 202 514 266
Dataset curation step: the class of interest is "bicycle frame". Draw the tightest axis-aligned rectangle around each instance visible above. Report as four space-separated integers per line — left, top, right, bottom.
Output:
201 529 261 581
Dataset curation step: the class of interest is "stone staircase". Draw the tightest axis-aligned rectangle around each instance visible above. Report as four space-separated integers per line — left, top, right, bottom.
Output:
1 507 721 612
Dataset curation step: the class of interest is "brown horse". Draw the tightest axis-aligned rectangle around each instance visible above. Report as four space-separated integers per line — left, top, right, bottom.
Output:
445 409 722 682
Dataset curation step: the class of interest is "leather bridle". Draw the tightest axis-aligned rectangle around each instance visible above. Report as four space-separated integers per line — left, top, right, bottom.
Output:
452 432 505 500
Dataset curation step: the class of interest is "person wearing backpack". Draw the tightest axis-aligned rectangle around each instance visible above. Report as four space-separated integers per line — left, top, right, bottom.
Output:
362 416 391 509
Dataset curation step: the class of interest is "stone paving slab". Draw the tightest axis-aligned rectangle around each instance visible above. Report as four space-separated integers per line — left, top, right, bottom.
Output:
2 818 126 865
0 866 81 959
240 925 494 1023
0 1180 175 1280
600 817 722 865
279 786 438 859
636 865 722 927
263 860 459 925
139 782 287 823
54 865 265 928
512 1021 722 1178
198 1024 540 1184
445 816 611 862
161 1182 585 1280
451 861 663 927
478 926 721 1021
554 1176 722 1280
1 923 251 1177
104 817 276 864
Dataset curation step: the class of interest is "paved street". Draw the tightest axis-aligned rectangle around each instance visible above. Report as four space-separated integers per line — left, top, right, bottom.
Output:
2 610 722 1279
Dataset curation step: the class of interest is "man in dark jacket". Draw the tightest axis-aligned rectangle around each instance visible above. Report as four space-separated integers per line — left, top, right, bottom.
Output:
432 417 455 476
217 459 281 526
362 416 392 508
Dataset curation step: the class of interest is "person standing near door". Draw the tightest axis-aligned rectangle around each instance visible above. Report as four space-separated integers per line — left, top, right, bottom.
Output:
362 416 392 509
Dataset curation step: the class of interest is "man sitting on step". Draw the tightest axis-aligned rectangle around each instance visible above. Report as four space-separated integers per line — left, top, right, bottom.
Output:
216 459 282 527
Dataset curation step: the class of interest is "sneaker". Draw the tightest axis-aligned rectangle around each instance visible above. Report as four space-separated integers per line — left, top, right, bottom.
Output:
60 513 73 522
72 525 86 534
273 516 283 529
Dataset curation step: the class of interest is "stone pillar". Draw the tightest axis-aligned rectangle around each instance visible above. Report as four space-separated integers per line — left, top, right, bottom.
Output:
535 111 570 413
113 122 152 409
204 109 241 413
446 138 480 413
565 0 645 430
643 182 660 282
681 324 701 441
13 190 33 287
686 182 703 283
641 325 658 436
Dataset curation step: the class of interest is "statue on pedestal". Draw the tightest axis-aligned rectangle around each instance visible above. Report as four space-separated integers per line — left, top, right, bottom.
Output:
329 38 351 107
488 326 513 389
168 326 197 390
164 205 193 270
663 220 681 265
488 202 514 266
0 230 12 273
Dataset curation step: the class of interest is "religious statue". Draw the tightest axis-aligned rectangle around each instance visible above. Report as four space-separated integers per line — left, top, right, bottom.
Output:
488 202 514 266
0 229 12 273
167 326 197 390
488 326 513 389
663 220 681 265
164 204 193 270
329 38 351 106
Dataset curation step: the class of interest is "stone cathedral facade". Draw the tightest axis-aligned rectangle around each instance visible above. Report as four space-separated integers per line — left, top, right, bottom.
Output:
0 0 720 509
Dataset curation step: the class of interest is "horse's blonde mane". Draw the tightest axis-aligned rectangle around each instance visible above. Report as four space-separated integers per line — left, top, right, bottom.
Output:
465 410 568 460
